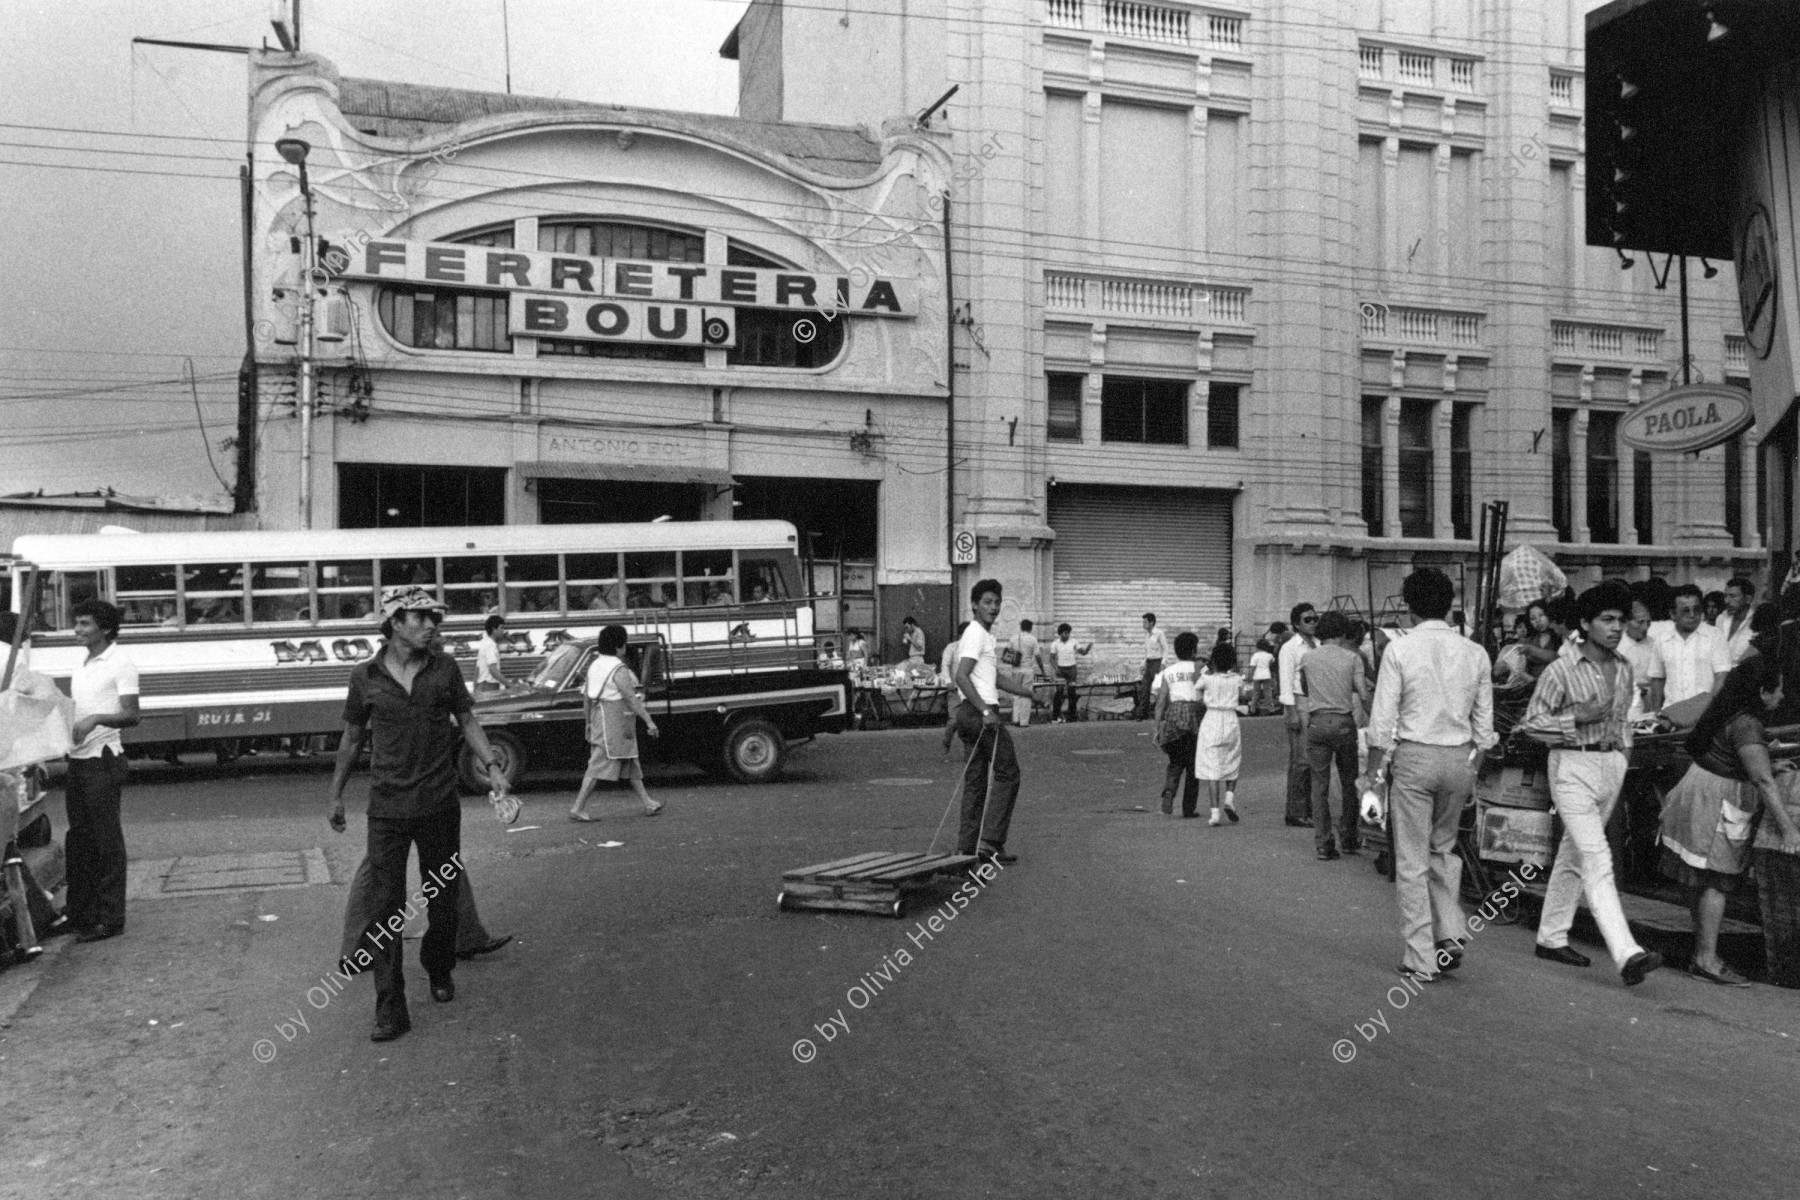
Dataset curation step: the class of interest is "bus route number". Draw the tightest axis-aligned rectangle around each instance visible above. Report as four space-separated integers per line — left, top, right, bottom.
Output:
196 708 274 728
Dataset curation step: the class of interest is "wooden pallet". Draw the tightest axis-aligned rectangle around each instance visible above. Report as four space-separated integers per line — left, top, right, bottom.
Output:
778 850 980 918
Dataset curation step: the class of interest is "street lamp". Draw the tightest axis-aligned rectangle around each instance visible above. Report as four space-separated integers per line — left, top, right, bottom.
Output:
277 136 317 530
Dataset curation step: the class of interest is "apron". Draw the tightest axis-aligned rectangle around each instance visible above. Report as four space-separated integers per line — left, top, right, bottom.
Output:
587 663 640 761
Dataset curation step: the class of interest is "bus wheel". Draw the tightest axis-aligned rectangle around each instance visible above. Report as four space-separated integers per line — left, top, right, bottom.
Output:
460 731 525 795
723 718 785 784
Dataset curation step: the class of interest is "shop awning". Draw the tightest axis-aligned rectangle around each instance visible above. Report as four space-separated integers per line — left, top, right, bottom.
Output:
518 461 736 487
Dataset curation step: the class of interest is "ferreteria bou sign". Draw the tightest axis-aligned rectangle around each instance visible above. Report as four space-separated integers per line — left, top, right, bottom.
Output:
1619 383 1755 454
333 237 917 318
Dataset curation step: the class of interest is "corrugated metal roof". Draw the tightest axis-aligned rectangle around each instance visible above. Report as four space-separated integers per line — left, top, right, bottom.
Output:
0 509 255 553
337 77 882 180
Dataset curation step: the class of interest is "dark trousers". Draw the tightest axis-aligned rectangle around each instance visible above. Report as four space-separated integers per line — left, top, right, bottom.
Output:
341 853 490 964
953 701 1022 854
1134 659 1161 718
1305 711 1361 851
1055 665 1080 720
1284 713 1313 822
64 750 129 930
1161 731 1200 817
361 808 462 1023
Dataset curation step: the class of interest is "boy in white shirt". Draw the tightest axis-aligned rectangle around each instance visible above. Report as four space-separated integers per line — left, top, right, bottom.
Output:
951 579 1036 863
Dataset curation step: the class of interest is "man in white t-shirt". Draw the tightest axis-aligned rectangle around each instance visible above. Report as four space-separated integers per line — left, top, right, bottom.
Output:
66 599 140 943
1713 576 1757 665
951 579 1036 863
1654 584 1732 707
475 614 507 693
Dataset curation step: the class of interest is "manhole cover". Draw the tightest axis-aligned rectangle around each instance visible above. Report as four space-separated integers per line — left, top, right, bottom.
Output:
868 777 935 786
1069 749 1123 757
128 849 331 899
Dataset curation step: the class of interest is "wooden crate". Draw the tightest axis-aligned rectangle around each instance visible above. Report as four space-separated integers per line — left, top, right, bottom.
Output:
778 850 980 918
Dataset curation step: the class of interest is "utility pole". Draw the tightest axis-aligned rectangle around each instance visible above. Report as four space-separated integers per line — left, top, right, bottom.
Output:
277 137 318 529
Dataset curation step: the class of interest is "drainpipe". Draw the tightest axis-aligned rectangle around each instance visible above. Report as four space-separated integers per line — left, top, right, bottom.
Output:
943 195 955 577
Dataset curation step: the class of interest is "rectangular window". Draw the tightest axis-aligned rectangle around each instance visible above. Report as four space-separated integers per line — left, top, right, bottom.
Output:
183 563 246 625
1398 399 1434 538
249 562 314 623
1047 373 1084 441
337 464 507 528
1587 411 1620 544
504 554 562 614
376 287 511 353
317 560 376 622
1100 376 1187 445
1451 403 1474 541
1725 434 1744 545
442 555 500 615
624 552 679 610
1206 382 1241 449
1361 396 1385 538
566 553 621 613
1635 451 1654 545
681 549 735 607
115 564 179 627
1552 408 1573 542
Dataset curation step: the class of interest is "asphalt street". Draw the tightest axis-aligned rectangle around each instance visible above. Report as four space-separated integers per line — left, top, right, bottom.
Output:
2 715 1798 1200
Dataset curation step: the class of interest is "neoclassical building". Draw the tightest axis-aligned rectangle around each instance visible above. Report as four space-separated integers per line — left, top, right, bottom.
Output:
724 0 1765 666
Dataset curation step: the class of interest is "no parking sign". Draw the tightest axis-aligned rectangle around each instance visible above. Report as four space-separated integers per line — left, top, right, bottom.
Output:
950 527 977 566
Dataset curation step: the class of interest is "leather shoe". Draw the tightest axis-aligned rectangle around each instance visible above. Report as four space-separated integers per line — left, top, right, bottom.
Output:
1285 818 1311 828
1688 961 1752 987
370 1017 411 1042
455 935 513 961
1621 950 1663 986
41 915 73 938
430 978 455 1003
1434 939 1465 971
977 847 1018 865
75 924 123 943
1535 944 1591 968
1395 964 1440 983
1317 847 1340 861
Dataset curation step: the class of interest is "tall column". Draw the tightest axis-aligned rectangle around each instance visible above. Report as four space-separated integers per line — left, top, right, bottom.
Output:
1743 428 1764 549
1571 408 1591 544
1432 398 1455 539
1383 393 1401 539
1619 370 1640 545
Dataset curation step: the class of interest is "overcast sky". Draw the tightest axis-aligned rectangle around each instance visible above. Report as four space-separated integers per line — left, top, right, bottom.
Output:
0 0 748 504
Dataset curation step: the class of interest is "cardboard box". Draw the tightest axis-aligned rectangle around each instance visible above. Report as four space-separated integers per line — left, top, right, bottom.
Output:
1474 761 1553 810
1477 802 1555 868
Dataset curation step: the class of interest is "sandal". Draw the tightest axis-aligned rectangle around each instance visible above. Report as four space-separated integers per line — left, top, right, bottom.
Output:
1688 962 1751 987
642 801 664 817
568 812 600 823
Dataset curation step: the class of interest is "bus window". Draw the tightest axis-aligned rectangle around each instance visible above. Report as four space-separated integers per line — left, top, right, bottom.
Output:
251 562 314 623
39 571 100 630
681 549 734 607
115 564 180 627
184 563 247 625
503 554 560 613
739 556 795 603
624 552 677 609
379 556 438 592
443 555 499 616
566 553 619 613
318 560 376 622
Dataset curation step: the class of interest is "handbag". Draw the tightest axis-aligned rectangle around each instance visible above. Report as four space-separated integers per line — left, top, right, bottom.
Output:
1000 637 1022 668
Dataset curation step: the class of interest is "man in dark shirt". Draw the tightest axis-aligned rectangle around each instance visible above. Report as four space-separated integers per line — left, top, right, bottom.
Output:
329 586 511 1042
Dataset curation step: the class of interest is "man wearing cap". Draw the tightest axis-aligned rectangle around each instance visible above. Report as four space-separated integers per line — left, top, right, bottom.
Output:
329 585 513 1042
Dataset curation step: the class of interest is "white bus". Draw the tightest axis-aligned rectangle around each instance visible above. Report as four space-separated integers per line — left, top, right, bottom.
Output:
8 520 849 780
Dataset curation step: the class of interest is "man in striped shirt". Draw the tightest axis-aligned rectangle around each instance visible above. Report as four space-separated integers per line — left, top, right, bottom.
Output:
1518 580 1663 986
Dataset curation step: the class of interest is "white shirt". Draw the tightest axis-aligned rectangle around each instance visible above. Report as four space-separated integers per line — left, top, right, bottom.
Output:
1654 623 1732 706
476 635 504 687
956 620 1000 707
1249 649 1274 682
902 626 926 661
1617 632 1666 719
70 641 139 759
1143 627 1169 662
1153 660 1198 704
1714 607 1756 665
1051 637 1082 668
1365 620 1495 751
1011 630 1040 677
583 653 629 703
1278 634 1316 708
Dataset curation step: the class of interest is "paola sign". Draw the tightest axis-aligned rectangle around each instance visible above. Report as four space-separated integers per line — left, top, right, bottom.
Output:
1619 383 1755 454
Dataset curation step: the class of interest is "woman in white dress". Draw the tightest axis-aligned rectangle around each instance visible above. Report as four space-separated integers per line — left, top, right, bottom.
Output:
1195 642 1245 825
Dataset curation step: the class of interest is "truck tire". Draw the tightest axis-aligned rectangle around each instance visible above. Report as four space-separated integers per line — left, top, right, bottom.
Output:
723 717 785 784
460 730 526 794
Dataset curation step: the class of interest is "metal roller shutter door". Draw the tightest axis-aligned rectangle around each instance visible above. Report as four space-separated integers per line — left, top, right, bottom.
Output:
1048 486 1233 656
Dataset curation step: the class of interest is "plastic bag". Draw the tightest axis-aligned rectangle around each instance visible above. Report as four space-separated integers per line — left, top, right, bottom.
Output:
490 789 521 825
0 682 75 773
